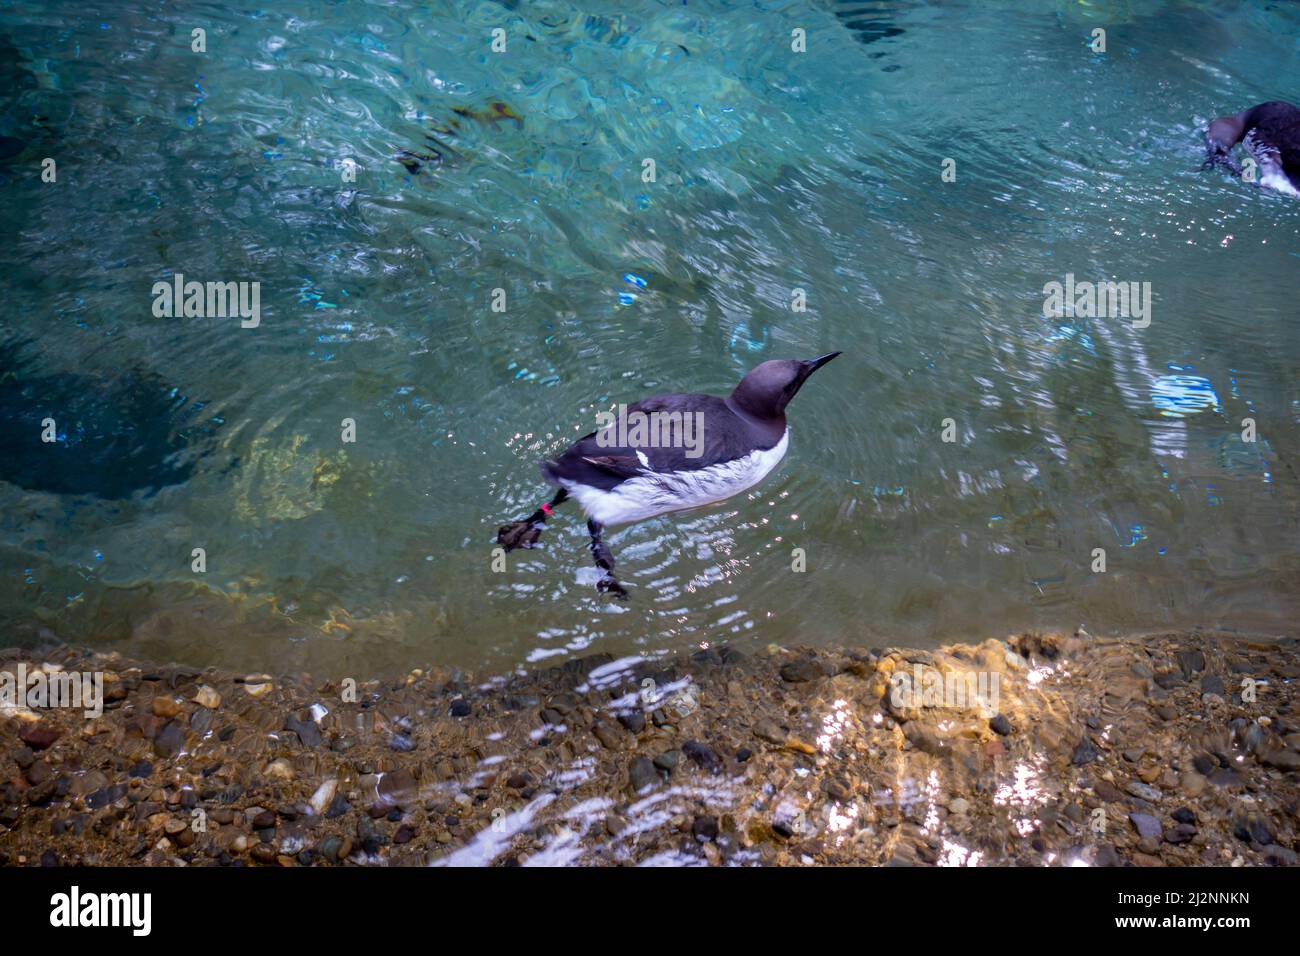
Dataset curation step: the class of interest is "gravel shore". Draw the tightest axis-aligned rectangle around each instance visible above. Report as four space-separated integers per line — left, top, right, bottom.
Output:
2 630 1297 866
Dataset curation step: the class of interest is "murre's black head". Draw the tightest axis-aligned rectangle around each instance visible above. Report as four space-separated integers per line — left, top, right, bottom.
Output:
1204 110 1249 172
729 352 841 420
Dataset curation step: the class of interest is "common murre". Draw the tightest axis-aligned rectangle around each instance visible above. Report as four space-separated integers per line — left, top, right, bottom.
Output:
1203 100 1300 196
497 353 841 598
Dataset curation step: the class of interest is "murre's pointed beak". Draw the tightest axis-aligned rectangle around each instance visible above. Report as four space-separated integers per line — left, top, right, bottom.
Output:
802 351 842 375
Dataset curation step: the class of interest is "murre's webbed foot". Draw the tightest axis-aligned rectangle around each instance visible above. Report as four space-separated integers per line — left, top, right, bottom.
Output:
587 519 628 599
496 489 568 552
497 520 542 552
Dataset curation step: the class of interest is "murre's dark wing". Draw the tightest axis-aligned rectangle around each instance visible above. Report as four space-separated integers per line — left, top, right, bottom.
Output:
1248 102 1300 175
541 393 772 492
579 454 645 479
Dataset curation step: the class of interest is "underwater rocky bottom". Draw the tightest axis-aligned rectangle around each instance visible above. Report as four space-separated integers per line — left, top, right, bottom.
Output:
0 629 1297 867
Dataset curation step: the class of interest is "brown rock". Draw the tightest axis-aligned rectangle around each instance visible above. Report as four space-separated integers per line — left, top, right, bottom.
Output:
1094 781 1126 803
250 844 278 864
19 725 60 751
592 720 625 750
376 768 417 809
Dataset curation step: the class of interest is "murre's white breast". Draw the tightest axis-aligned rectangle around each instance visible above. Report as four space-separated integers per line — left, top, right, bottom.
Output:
1245 129 1300 196
562 430 790 527
1259 166 1300 196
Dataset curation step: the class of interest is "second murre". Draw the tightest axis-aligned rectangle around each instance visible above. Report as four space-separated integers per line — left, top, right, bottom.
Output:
1204 100 1300 196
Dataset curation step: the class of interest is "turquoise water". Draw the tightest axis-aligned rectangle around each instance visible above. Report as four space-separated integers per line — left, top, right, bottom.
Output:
1 0 1297 676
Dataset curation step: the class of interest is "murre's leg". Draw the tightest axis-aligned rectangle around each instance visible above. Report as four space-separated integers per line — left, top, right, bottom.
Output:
497 488 568 552
1204 148 1244 177
587 519 628 599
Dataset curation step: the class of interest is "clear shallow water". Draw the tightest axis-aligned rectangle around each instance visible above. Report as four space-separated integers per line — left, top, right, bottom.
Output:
0 0 1297 677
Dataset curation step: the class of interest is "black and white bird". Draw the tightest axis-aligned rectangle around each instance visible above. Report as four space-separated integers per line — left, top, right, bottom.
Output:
497 352 841 597
1204 101 1300 196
